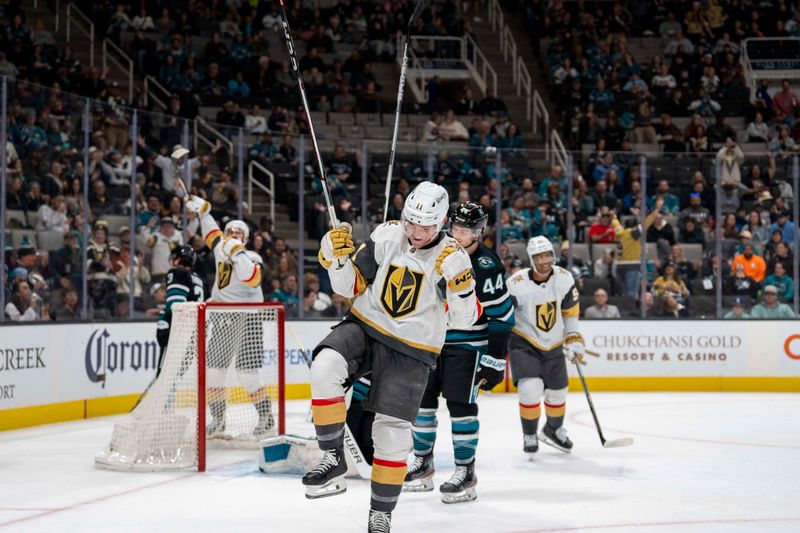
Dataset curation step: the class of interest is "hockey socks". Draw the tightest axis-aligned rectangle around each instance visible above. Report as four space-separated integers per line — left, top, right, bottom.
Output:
371 457 407 513
311 396 347 449
519 401 541 435
411 408 437 456
544 401 565 430
451 416 479 465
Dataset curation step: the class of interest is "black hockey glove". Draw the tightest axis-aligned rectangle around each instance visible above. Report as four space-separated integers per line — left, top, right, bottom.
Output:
474 353 506 391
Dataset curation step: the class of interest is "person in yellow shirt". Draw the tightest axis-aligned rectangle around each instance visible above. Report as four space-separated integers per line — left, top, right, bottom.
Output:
731 244 767 282
612 213 643 297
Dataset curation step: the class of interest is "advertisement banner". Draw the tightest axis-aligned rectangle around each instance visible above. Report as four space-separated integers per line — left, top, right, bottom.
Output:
1 320 798 420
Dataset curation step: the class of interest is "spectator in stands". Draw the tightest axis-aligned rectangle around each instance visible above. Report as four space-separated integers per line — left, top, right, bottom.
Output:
768 125 798 158
689 91 721 118
688 125 709 153
716 137 745 184
653 261 690 301
113 245 151 309
656 114 685 153
476 88 507 116
36 195 69 233
766 241 794 277
333 84 357 112
87 260 118 320
769 210 795 244
720 181 745 215
556 241 590 279
731 243 767 283
772 79 798 127
660 293 689 318
304 272 332 316
269 274 299 317
742 210 769 247
724 262 760 300
763 262 794 303
589 208 616 244
585 288 621 319
680 218 705 247
51 230 81 285
724 297 750 319
751 285 796 318
664 31 695 57
647 180 680 215
646 202 676 261
5 277 44 322
146 217 183 281
591 178 618 211
746 112 770 143
50 287 80 321
679 192 711 229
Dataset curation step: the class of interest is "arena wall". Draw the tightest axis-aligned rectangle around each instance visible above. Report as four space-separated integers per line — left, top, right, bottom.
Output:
1 320 798 430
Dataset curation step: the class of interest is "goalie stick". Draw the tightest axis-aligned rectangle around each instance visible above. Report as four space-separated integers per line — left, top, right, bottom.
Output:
574 360 634 449
382 0 429 221
288 325 371 479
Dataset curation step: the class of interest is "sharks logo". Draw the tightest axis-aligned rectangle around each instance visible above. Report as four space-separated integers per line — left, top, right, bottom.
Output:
380 264 424 319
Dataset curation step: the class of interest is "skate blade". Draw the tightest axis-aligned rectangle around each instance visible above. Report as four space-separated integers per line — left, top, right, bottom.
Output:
441 486 477 504
539 434 572 454
402 474 435 493
304 475 347 499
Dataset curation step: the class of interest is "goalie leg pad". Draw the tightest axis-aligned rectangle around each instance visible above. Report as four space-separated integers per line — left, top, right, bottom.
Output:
260 435 324 475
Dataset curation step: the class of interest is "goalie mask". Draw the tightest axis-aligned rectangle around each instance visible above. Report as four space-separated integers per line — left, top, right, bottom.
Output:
527 235 555 275
401 181 449 246
224 220 250 242
449 201 488 247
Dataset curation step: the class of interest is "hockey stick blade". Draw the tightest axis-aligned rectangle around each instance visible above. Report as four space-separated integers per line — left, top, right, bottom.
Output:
602 437 634 448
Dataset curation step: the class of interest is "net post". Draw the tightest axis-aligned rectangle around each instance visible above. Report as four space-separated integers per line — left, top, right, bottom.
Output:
197 303 207 472
277 305 286 436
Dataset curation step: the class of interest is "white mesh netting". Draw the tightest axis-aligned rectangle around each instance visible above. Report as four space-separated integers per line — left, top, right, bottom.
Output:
95 302 283 471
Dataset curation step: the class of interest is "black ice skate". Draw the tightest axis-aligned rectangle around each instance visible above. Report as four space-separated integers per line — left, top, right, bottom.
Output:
439 461 477 504
368 508 392 533
540 425 573 453
523 433 539 454
402 453 434 492
302 447 347 499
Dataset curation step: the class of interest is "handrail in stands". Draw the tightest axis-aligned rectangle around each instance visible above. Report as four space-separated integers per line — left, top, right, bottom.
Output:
194 117 234 169
102 38 134 102
143 75 170 110
66 3 94 68
550 128 568 169
248 161 276 225
533 91 549 143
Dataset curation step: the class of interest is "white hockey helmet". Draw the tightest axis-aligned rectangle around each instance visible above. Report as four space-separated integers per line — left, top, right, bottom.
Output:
401 181 450 233
527 236 555 274
224 219 250 242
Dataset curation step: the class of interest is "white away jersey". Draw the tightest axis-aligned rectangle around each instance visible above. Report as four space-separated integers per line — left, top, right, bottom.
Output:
346 221 470 365
506 266 579 351
204 227 263 303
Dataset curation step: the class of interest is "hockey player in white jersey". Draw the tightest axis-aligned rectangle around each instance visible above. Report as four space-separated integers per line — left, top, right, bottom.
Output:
184 195 274 437
506 236 585 454
302 182 481 532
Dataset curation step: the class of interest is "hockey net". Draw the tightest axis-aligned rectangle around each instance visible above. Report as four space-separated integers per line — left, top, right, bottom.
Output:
95 302 285 472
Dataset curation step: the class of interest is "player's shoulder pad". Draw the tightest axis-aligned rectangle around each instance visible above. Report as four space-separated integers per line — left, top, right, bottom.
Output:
240 249 264 264
475 245 502 271
554 266 576 290
370 220 405 242
507 268 529 289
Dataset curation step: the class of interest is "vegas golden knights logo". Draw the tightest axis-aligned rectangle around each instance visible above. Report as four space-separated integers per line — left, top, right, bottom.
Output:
380 264 424 319
535 301 557 332
217 261 233 289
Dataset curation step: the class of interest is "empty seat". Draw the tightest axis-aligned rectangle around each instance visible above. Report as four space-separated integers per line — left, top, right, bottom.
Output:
315 124 339 138
382 113 407 127
407 114 429 126
338 125 366 139
680 243 704 262
103 215 131 236
355 113 381 126
10 229 38 249
365 125 394 140
37 230 65 252
5 209 27 228
328 112 355 126
310 111 328 125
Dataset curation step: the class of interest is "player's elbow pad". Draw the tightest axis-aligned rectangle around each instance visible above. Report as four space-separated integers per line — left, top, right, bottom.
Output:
329 259 364 297
233 254 262 287
447 289 481 328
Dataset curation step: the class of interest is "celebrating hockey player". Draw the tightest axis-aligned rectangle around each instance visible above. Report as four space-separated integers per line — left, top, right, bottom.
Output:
184 195 274 437
302 182 481 532
155 245 206 376
506 236 585 454
403 201 514 503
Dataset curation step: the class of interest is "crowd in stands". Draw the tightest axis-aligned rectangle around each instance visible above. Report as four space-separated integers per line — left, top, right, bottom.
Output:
2 1 798 322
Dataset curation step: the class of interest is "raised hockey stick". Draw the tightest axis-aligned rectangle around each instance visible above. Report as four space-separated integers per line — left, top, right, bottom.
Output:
288 325 371 479
277 0 339 229
573 361 634 449
382 0 429 222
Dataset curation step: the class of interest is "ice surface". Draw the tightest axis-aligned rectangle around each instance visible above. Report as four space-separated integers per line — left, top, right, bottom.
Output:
1 392 798 532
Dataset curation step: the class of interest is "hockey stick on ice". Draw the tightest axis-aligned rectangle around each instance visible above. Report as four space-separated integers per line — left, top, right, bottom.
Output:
277 0 339 229
382 0 429 222
573 361 634 449
288 325 371 479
